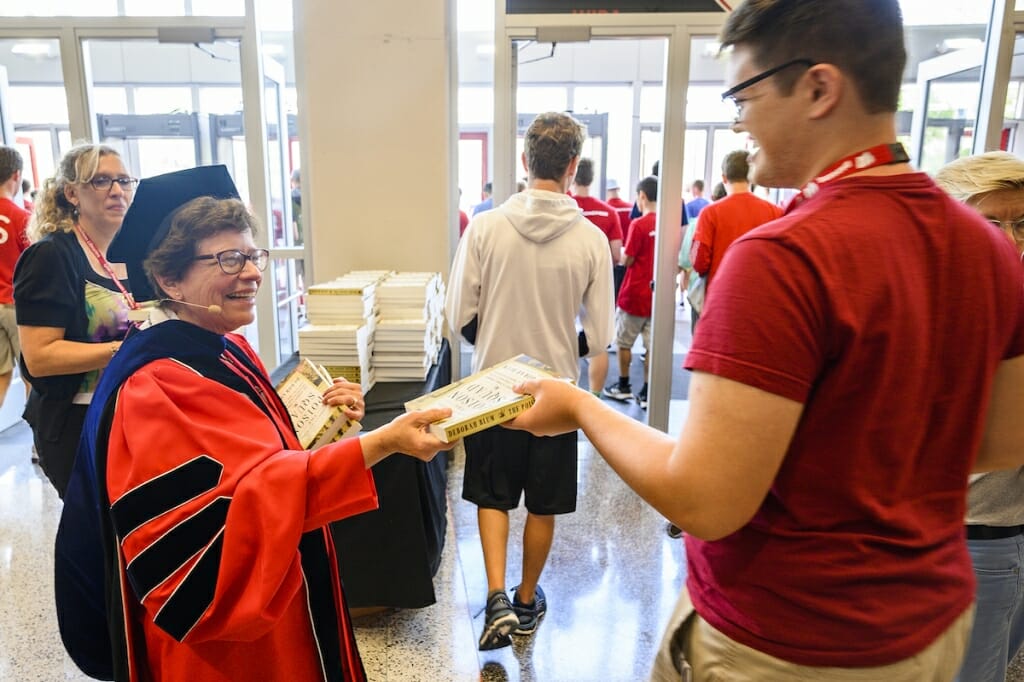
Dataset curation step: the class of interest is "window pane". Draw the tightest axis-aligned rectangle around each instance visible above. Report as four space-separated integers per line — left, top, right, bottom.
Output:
898 0 992 25
575 86 632 197
459 86 493 125
257 0 293 31
123 0 185 15
190 0 245 14
199 87 243 114
8 87 68 124
0 0 116 15
687 85 734 124
517 86 567 114
920 69 980 174
133 87 193 114
92 87 128 114
683 129 708 194
640 86 664 124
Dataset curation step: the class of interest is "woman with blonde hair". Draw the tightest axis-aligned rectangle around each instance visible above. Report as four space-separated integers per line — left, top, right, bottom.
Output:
13 143 137 497
936 150 1024 682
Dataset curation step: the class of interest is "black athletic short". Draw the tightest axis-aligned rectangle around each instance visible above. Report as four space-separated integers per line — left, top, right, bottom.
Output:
462 426 578 515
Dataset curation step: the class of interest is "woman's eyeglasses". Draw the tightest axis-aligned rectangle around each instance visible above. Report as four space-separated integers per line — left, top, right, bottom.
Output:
87 175 140 192
194 248 271 275
988 217 1024 235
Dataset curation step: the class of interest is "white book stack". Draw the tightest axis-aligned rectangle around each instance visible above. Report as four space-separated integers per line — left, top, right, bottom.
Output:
373 272 446 382
301 272 390 392
297 323 375 393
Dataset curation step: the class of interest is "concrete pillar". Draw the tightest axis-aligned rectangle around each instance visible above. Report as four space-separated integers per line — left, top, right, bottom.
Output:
293 0 458 281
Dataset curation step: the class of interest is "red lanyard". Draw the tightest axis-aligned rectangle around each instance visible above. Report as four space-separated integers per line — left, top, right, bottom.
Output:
787 143 911 213
73 223 138 310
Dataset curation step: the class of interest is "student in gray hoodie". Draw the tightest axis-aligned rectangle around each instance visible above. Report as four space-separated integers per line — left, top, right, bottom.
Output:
446 111 614 651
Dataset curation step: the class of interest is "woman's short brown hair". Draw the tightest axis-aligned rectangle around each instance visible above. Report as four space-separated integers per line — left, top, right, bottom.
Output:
144 196 259 299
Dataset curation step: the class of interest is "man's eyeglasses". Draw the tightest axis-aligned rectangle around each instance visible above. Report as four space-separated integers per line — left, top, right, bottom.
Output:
194 248 270 275
87 175 139 192
721 58 817 121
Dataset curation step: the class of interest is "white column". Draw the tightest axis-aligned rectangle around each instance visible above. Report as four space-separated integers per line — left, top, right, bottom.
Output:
293 0 458 282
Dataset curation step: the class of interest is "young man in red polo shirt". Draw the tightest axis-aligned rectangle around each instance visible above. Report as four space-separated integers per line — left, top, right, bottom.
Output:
507 1 1024 679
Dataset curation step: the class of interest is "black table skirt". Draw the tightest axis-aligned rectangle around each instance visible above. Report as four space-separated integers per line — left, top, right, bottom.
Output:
330 340 451 609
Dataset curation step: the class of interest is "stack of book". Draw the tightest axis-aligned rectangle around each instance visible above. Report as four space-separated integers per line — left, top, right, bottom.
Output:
299 272 390 392
297 323 374 392
373 272 446 382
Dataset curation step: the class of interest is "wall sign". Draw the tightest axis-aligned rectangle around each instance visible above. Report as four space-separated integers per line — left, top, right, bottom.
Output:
506 0 733 14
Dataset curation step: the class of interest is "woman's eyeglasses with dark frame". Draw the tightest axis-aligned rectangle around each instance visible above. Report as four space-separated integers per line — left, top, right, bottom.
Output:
87 176 140 192
193 248 271 274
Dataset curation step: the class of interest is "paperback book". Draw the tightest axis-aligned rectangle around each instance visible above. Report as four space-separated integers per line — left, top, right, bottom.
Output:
276 358 361 449
404 355 563 442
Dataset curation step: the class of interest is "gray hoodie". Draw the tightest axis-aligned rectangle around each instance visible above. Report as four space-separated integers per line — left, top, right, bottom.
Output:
446 188 614 379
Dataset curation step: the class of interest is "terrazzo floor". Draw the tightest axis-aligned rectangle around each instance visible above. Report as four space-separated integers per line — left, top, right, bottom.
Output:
0 398 689 682
3 300 1021 681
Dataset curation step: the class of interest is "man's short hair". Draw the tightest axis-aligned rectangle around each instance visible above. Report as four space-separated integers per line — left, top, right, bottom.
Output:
524 112 586 182
0 146 23 185
720 0 906 114
637 175 658 203
574 158 595 187
935 152 1024 204
483 181 492 194
722 150 751 183
692 179 705 192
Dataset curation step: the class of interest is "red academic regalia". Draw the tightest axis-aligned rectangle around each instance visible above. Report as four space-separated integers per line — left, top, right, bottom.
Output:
104 332 376 681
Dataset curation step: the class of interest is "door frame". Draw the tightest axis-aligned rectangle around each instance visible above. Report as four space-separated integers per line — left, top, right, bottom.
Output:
495 11 728 431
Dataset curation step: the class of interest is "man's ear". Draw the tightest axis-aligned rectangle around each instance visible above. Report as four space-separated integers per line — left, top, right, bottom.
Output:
566 156 580 182
804 63 843 119
521 152 529 174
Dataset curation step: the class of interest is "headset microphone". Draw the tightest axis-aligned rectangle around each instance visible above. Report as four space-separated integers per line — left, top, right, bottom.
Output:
161 299 222 314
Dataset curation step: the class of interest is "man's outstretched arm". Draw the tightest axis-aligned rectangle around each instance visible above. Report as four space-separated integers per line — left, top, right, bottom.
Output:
507 371 803 540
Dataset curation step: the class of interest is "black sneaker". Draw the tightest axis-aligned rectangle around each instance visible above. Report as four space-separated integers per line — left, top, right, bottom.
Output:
478 590 518 650
511 584 546 635
637 387 648 410
602 383 633 401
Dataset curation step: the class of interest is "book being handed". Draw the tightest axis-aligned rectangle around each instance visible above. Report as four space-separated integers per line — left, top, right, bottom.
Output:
276 358 362 449
404 355 567 442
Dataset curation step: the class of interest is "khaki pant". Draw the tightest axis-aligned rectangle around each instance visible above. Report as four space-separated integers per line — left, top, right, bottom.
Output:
650 588 974 682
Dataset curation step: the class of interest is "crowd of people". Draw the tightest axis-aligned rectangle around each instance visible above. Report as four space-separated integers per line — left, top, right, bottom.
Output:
5 0 1024 680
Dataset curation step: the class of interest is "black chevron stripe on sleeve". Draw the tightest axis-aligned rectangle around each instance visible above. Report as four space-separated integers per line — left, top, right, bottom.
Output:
125 497 230 601
152 529 225 642
110 455 223 538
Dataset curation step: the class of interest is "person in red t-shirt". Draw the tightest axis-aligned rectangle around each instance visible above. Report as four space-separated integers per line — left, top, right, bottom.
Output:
504 2 1024 680
602 175 657 408
605 179 633 298
571 158 622 398
0 146 31 409
691 149 783 288
605 178 633 235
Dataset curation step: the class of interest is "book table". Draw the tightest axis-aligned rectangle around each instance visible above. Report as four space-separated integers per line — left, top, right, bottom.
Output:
329 339 451 608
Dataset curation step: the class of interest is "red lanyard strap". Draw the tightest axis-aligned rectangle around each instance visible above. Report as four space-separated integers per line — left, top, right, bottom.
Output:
788 143 910 212
73 223 138 310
